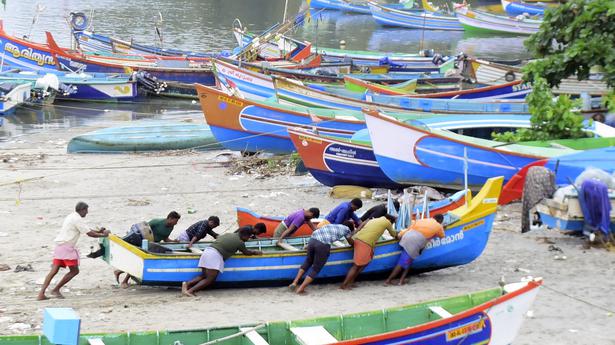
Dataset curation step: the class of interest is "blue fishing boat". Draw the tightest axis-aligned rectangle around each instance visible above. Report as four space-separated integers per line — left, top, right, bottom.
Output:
0 70 139 101
100 176 503 285
368 1 463 31
501 0 546 17
363 110 615 190
274 76 531 113
309 0 372 14
67 122 221 153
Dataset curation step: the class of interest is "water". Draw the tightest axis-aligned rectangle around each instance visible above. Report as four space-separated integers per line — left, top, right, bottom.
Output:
0 0 530 141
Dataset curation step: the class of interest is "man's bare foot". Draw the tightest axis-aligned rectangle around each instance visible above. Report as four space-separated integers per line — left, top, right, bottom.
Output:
37 294 49 301
296 289 307 295
50 290 65 299
288 283 297 292
181 282 188 295
339 285 352 290
182 289 196 297
398 279 408 286
383 281 392 286
120 282 129 289
113 270 123 284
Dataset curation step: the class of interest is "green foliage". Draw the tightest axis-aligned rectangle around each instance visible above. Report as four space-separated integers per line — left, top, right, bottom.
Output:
492 78 589 142
523 0 615 89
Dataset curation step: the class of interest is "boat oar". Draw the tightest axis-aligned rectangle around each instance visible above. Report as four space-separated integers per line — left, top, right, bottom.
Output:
198 324 266 345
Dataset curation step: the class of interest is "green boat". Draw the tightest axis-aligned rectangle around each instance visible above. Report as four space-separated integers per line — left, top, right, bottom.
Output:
1 280 542 345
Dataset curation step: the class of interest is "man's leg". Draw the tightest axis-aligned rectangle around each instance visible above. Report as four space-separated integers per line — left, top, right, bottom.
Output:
50 265 79 298
398 267 412 285
37 264 61 300
186 269 219 296
340 265 360 290
290 269 305 291
347 265 366 287
120 274 132 289
384 265 403 286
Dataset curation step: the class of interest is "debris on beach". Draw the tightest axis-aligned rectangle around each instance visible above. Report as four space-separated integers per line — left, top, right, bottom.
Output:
126 198 151 206
13 264 34 273
0 264 10 271
225 154 300 177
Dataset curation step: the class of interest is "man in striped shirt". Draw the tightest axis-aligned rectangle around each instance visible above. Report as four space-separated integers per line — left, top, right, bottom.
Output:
289 221 355 294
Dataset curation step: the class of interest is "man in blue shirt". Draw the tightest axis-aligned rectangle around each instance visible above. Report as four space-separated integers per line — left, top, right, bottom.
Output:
319 198 363 228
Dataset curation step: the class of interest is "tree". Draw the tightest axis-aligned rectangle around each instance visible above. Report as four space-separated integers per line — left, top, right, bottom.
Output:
493 0 614 143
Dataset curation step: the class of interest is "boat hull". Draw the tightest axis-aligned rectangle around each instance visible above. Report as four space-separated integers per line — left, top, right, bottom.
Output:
310 0 371 14
369 2 463 31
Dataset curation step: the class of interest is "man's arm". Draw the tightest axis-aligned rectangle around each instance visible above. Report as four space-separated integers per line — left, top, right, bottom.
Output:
187 236 198 248
345 236 355 246
277 224 298 242
206 228 219 239
239 247 263 256
86 228 110 238
164 237 179 243
351 213 361 227
386 223 397 237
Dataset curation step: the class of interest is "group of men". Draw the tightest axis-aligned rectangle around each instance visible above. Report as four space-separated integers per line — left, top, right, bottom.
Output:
39 198 446 300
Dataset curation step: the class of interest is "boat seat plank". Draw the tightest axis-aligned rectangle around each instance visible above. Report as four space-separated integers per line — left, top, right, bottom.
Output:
189 247 203 254
278 242 300 252
291 326 338 345
429 306 452 319
88 339 105 345
240 327 270 345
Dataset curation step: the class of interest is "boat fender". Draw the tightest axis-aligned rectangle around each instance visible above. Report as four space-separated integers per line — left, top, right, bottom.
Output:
432 54 445 66
70 12 90 31
505 71 516 82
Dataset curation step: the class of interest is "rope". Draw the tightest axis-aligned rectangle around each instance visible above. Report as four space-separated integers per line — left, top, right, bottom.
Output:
542 284 615 314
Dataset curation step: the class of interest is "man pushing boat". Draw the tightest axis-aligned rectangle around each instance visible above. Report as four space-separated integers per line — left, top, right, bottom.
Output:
37 202 110 300
181 226 262 297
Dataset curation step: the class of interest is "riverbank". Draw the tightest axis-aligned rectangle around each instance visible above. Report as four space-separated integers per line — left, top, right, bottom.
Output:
0 126 613 344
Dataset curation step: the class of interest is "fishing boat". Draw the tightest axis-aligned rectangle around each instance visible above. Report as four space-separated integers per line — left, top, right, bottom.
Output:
0 83 32 115
461 58 610 97
238 185 466 237
69 13 213 58
99 176 503 285
501 0 547 17
309 0 371 14
363 109 615 190
196 83 368 153
455 6 541 35
344 75 532 99
67 122 221 153
0 70 139 101
275 76 531 113
2 277 541 345
368 1 463 31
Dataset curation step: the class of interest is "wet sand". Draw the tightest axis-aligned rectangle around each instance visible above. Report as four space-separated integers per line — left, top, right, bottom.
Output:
1 126 614 344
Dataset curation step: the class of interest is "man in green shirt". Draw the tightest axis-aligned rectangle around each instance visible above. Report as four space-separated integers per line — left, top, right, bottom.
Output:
115 211 181 288
181 226 262 297
340 214 397 290
148 212 181 243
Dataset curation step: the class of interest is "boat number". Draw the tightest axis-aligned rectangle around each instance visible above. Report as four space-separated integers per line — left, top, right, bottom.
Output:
217 95 243 107
482 198 497 204
462 219 485 231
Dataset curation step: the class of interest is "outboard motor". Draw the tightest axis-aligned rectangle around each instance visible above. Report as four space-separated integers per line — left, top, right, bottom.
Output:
134 71 166 95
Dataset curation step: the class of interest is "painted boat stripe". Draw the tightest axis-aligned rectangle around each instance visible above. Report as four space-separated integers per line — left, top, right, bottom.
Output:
417 146 517 170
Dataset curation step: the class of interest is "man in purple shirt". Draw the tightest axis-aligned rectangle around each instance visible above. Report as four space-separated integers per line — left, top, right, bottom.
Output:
273 208 320 243
319 198 362 228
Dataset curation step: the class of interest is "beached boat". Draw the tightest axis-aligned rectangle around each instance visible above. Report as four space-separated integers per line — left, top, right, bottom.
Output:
455 6 541 35
461 58 611 97
368 1 463 31
0 83 32 115
2 276 541 345
501 0 547 17
275 76 531 113
344 75 531 99
99 176 503 285
0 70 139 101
196 83 371 153
67 122 221 153
238 186 466 236
363 109 615 190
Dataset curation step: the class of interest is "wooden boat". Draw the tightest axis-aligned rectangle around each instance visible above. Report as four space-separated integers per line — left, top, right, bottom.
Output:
99 176 503 285
309 0 371 14
344 75 532 99
0 70 138 101
537 185 615 233
238 185 466 236
275 77 531 114
501 0 547 17
67 122 221 153
368 1 463 31
196 83 366 154
455 6 541 35
461 58 611 97
0 82 32 115
363 109 615 190
2 277 541 345
45 32 216 85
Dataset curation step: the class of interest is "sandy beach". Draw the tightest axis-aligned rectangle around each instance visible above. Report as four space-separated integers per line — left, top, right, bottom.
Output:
1 122 614 344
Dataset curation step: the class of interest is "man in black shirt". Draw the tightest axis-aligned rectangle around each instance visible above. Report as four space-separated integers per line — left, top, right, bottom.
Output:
176 216 221 247
360 201 400 222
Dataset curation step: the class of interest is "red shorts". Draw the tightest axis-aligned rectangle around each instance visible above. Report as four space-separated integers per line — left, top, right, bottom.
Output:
353 240 374 266
53 259 79 267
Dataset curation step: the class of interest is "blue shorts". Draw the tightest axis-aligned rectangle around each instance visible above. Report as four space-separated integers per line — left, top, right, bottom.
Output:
397 251 413 270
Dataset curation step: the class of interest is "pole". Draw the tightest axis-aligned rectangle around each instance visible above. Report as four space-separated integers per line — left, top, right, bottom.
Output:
463 147 468 207
283 0 289 22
